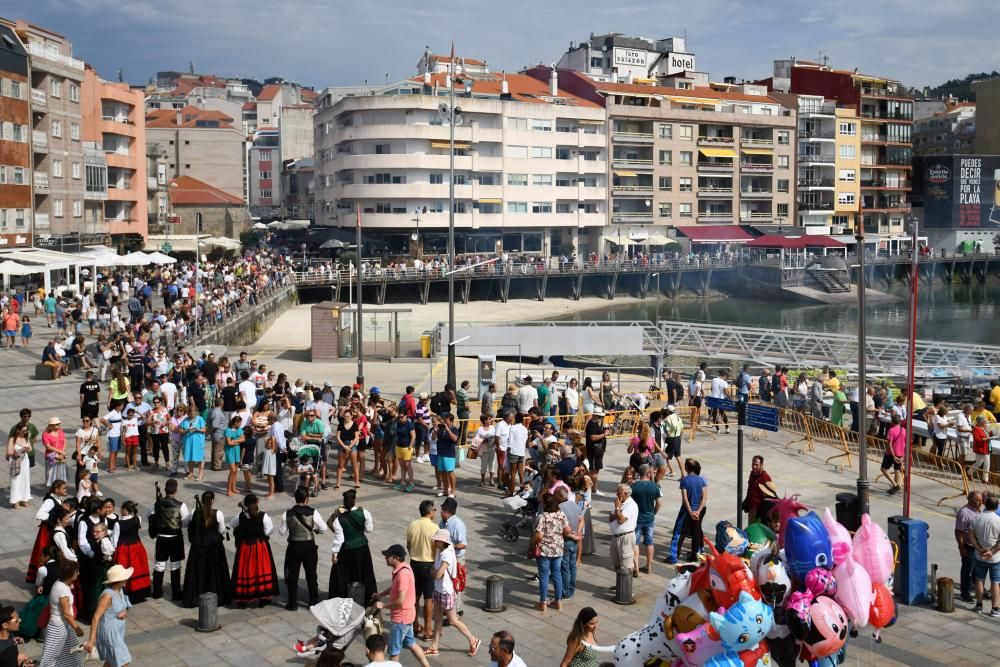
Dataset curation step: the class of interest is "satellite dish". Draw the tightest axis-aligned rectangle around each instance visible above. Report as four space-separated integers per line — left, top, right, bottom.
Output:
410 232 419 242
644 200 651 207
601 45 608 52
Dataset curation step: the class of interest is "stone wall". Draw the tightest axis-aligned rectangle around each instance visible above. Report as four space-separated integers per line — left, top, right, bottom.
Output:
187 285 297 350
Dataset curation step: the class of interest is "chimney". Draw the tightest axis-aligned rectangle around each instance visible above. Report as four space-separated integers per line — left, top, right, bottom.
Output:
175 109 182 127
483 59 489 73
549 66 558 97
501 73 509 96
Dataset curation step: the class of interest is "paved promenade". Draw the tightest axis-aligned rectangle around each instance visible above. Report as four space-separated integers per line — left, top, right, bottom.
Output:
1 345 998 666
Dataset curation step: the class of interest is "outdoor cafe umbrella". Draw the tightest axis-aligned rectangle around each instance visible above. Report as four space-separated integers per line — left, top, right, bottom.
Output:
146 251 177 265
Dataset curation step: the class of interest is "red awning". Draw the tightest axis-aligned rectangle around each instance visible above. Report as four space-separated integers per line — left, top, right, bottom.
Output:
675 225 754 243
744 234 846 249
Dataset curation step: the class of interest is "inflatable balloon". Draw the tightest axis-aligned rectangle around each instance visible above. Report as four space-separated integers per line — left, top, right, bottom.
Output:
715 521 749 556
804 567 838 598
756 553 792 610
745 521 776 556
821 507 853 566
663 590 713 639
786 595 848 661
852 514 894 585
705 591 773 667
692 542 760 609
775 495 808 548
613 615 682 665
832 554 872 627
868 582 897 640
649 572 693 627
673 623 722 667
783 512 832 581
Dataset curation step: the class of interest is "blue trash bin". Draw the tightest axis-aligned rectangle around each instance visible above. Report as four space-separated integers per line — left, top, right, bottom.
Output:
887 515 929 605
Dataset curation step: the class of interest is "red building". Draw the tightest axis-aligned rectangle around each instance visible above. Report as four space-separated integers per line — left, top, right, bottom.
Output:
0 23 32 247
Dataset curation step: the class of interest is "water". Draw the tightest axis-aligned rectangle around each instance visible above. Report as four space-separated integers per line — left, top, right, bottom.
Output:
559 280 1000 346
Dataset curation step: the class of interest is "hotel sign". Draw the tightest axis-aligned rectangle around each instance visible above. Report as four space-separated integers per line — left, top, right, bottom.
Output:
665 52 697 75
613 48 648 68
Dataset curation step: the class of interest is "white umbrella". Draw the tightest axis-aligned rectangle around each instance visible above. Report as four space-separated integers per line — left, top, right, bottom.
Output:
253 222 267 230
146 251 177 265
118 251 152 267
0 260 37 276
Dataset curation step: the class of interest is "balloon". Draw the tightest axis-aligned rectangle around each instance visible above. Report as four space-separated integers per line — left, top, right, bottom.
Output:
775 495 809 548
705 591 773 667
613 616 682 665
832 554 872 627
822 507 853 566
868 582 896 636
756 552 792 610
715 520 749 556
786 595 848 660
783 512 833 581
852 514 894 584
691 541 760 609
649 572 693 627
745 521 776 556
664 591 712 639
805 567 838 598
673 623 722 667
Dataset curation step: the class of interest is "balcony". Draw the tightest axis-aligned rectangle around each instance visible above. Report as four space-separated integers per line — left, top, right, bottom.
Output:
799 103 837 117
697 187 734 197
800 129 835 140
860 86 909 99
85 189 108 201
698 135 735 146
31 88 46 109
33 172 49 192
741 188 773 198
798 177 835 188
741 137 774 147
698 161 734 172
31 130 47 152
611 185 654 196
740 162 774 172
697 212 734 223
798 201 835 211
27 42 84 70
611 211 654 224
34 213 49 229
860 179 910 190
859 111 912 122
612 131 654 144
798 154 835 164
740 210 773 221
610 158 654 170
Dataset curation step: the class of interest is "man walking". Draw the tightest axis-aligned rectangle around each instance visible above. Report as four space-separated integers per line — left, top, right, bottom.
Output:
149 478 188 601
956 491 983 603
631 464 661 574
373 544 429 667
710 369 731 434
488 631 527 667
439 497 467 614
280 487 327 610
608 483 638 582
405 500 438 639
585 408 608 496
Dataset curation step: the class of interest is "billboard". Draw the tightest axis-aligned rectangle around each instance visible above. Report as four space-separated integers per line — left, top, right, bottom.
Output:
915 155 1000 228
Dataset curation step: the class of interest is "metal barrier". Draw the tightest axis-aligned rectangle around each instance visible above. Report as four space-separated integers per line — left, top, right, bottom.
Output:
503 367 582 393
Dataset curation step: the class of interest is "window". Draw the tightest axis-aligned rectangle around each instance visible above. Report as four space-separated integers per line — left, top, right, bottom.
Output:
581 150 599 161
679 151 693 166
52 160 63 178
838 192 856 205
590 57 603 68
258 149 272 160
658 203 672 218
429 201 444 213
71 162 81 179
777 203 789 216
479 202 501 214
0 166 5 183
49 79 61 98
532 174 552 186
531 119 552 132
507 117 528 131
53 200 64 217
531 202 552 213
507 201 527 213
70 122 80 140
556 203 572 213
506 145 528 159
0 209 5 229
9 80 20 99
51 120 62 138
679 177 692 192
658 176 672 191
476 173 497 185
452 201 466 214
679 125 693 140
778 155 789 168
430 173 443 184
679 203 693 217
507 173 527 186
12 124 22 142
839 169 856 182
555 147 572 160
259 170 272 180
531 146 552 159
777 179 789 193
839 145 856 159
69 83 79 102
14 209 25 228
374 143 390 154
839 122 856 135
659 124 672 139
260 189 272 199
452 174 466 185
72 200 83 217
13 167 25 184
658 150 672 165
556 176 572 187
777 131 790 145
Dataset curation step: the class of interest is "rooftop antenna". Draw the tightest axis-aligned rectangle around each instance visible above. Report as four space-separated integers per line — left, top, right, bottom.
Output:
117 68 123 83
385 72 390 85
189 60 195 74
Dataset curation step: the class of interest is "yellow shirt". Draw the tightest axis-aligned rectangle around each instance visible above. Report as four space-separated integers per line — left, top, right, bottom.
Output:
991 386 1000 414
405 516 438 563
911 392 926 412
972 408 998 425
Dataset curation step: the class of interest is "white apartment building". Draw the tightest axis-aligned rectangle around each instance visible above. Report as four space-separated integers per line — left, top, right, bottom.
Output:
557 33 695 84
314 64 608 257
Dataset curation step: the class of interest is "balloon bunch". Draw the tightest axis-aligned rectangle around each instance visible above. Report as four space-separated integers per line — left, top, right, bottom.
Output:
612 497 898 667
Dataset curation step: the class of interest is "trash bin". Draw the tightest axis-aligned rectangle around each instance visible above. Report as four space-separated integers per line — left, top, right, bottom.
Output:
887 515 929 605
835 493 860 533
420 332 432 358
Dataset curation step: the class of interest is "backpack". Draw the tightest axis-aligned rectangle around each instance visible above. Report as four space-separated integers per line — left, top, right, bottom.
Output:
397 396 409 415
758 375 771 397
430 392 450 415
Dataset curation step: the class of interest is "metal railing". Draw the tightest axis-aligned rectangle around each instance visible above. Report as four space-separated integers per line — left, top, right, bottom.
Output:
740 162 774 171
32 130 47 149
741 137 774 146
31 88 46 107
798 154 835 163
698 135 736 144
27 42 85 70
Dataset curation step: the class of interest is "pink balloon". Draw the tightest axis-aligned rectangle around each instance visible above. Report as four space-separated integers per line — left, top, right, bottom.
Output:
822 507 853 566
852 514 895 585
833 554 872 628
673 623 722 667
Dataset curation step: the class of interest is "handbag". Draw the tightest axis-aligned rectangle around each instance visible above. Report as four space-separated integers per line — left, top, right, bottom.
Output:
362 607 384 640
451 561 467 593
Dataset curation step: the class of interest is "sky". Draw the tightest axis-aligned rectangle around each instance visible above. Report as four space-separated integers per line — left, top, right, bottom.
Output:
12 0 1000 92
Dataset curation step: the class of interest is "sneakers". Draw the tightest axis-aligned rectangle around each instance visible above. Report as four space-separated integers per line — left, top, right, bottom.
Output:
663 556 677 565
974 603 983 613
405 484 414 492
437 491 445 497
991 608 1000 618
393 483 403 491
593 489 605 497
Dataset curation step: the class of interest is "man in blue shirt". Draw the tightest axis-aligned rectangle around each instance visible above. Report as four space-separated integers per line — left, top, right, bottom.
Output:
630 464 661 573
666 458 708 564
736 363 752 403
440 497 467 614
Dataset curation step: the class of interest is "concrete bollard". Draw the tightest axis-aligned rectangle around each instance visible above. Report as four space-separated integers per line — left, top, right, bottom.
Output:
347 581 366 606
196 592 221 632
613 569 635 605
936 577 954 613
483 575 506 613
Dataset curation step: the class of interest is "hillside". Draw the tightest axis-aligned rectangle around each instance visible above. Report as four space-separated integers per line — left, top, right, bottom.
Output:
916 71 999 101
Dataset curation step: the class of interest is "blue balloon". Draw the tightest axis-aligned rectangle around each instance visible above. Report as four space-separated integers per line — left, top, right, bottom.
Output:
783 511 832 581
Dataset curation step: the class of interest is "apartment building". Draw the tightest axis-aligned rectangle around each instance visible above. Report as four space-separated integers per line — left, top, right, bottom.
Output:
82 65 147 243
973 77 1000 154
764 59 913 237
913 102 975 157
314 59 607 257
556 33 695 84
248 126 279 207
0 22 32 247
248 83 315 215
146 72 253 133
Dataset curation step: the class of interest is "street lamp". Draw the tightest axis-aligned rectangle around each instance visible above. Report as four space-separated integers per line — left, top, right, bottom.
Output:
301 243 307 274
194 212 202 337
651 272 661 324
902 215 918 517
439 72 463 389
411 208 421 258
854 217 869 523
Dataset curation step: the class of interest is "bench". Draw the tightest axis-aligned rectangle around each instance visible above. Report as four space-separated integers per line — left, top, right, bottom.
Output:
35 363 57 380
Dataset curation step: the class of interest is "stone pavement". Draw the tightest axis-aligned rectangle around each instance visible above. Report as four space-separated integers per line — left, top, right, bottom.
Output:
1 344 999 666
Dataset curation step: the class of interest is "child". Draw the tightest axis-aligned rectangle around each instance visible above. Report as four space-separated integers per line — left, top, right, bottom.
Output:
262 432 277 501
82 445 103 498
296 453 317 497
76 468 94 502
20 314 31 347
122 408 141 471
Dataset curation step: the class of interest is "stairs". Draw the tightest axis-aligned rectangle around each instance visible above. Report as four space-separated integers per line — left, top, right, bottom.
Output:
808 268 850 293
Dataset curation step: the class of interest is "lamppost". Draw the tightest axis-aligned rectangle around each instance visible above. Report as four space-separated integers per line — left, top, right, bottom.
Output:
194 212 202 337
301 243 307 274
855 218 869 522
439 69 463 389
903 215 918 518
411 208 421 259
651 272 660 324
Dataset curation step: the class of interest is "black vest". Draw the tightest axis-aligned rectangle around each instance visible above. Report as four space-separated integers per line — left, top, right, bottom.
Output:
117 516 141 545
156 497 183 536
235 512 266 544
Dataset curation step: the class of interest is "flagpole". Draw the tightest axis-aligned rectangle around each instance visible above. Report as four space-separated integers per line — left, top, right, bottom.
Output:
356 203 364 387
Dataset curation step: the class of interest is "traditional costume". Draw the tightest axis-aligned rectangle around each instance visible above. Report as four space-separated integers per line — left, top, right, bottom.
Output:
26 492 65 582
149 494 187 600
327 505 377 602
229 510 279 605
182 506 231 608
113 515 151 602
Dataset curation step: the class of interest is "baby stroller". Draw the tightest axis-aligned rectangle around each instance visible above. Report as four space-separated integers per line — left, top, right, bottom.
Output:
293 598 366 658
497 494 540 542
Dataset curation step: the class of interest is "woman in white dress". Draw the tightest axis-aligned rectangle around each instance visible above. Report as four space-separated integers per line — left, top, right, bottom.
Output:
7 423 33 508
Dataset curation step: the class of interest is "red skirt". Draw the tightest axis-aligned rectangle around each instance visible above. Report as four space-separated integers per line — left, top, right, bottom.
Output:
231 539 279 604
114 541 151 601
26 523 50 583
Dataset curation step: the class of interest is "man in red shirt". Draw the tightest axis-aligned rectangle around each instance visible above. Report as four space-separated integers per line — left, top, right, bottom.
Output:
374 544 429 667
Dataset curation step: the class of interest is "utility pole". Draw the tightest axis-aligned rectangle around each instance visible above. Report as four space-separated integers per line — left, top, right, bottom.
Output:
356 203 364 387
855 223 869 522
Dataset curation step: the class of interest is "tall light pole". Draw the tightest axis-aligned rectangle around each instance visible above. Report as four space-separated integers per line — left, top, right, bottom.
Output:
855 219 869 522
194 212 202 337
440 51 463 389
356 203 364 387
903 216 918 517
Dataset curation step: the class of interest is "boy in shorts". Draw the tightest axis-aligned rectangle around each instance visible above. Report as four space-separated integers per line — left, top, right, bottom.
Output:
878 413 905 495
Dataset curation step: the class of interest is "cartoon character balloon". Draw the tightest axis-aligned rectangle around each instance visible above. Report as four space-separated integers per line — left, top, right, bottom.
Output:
852 514 894 584
868 582 897 641
783 512 833 581
775 495 808 548
832 553 872 628
822 507 853 566
715 520 749 556
649 572 693 627
705 591 774 667
691 542 761 609
804 567 838 599
786 595 849 661
673 623 722 667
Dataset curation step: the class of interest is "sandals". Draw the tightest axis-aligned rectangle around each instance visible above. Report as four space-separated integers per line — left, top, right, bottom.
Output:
424 647 439 656
468 638 481 656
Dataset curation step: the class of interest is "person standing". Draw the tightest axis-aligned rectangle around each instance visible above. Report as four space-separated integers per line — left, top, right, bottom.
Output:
229 494 279 607
439 497 467 614
83 564 133 667
279 488 326 611
434 414 460 498
39 560 84 667
878 414 906 495
180 404 206 482
584 409 607 496
630 465 661 574
209 397 228 472
392 410 416 493
455 380 471 445
474 414 497 487
112 501 150 603
79 372 101 422
426 530 480 658
608 484 638 580
182 491 230 608
405 500 438 640
149 478 187 601
969 494 1000 616
970 416 993 483
709 370 731 434
672 458 707 564
372 545 430 667
559 607 614 667
480 383 496 420
956 491 983 603
7 424 33 509
328 489 377 602
663 405 684 477
743 456 777 524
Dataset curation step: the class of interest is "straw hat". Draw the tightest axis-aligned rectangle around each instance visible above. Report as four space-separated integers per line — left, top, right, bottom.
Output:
432 529 452 545
48 416 61 426
103 564 134 584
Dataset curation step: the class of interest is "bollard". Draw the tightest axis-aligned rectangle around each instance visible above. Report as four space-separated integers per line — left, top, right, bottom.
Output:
483 575 506 613
347 581 366 607
613 569 635 605
936 577 955 613
929 563 938 605
196 592 221 632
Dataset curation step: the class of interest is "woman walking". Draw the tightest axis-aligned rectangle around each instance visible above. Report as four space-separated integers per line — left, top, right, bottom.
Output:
334 408 359 490
42 417 68 486
7 423 33 509
229 494 278 607
426 529 480 658
180 404 206 481
327 489 376 602
531 496 571 611
582 377 601 418
183 491 230 608
559 608 614 667
39 560 84 667
112 502 150 603
83 564 133 667
146 397 170 470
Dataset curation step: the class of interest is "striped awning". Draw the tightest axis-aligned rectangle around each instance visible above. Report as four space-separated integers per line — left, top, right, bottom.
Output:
699 148 736 158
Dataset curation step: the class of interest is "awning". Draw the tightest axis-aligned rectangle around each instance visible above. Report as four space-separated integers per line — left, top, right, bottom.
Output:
667 96 720 106
741 148 774 155
578 119 605 125
675 225 754 243
478 198 502 204
613 170 638 177
0 260 37 276
699 148 736 158
636 233 677 245
601 232 635 246
430 141 469 150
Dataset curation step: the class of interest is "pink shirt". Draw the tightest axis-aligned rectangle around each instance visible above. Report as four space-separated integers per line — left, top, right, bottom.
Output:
887 424 907 457
389 562 416 624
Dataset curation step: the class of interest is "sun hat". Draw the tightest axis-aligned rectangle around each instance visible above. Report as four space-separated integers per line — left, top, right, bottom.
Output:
592 405 604 416
665 404 676 413
103 564 134 584
48 416 61 426
432 529 452 545
419 392 429 400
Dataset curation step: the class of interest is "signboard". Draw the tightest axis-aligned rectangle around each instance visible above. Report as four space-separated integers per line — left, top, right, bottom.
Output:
915 155 1000 229
705 396 736 412
665 52 697 75
745 404 779 432
0 233 31 247
613 47 648 68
